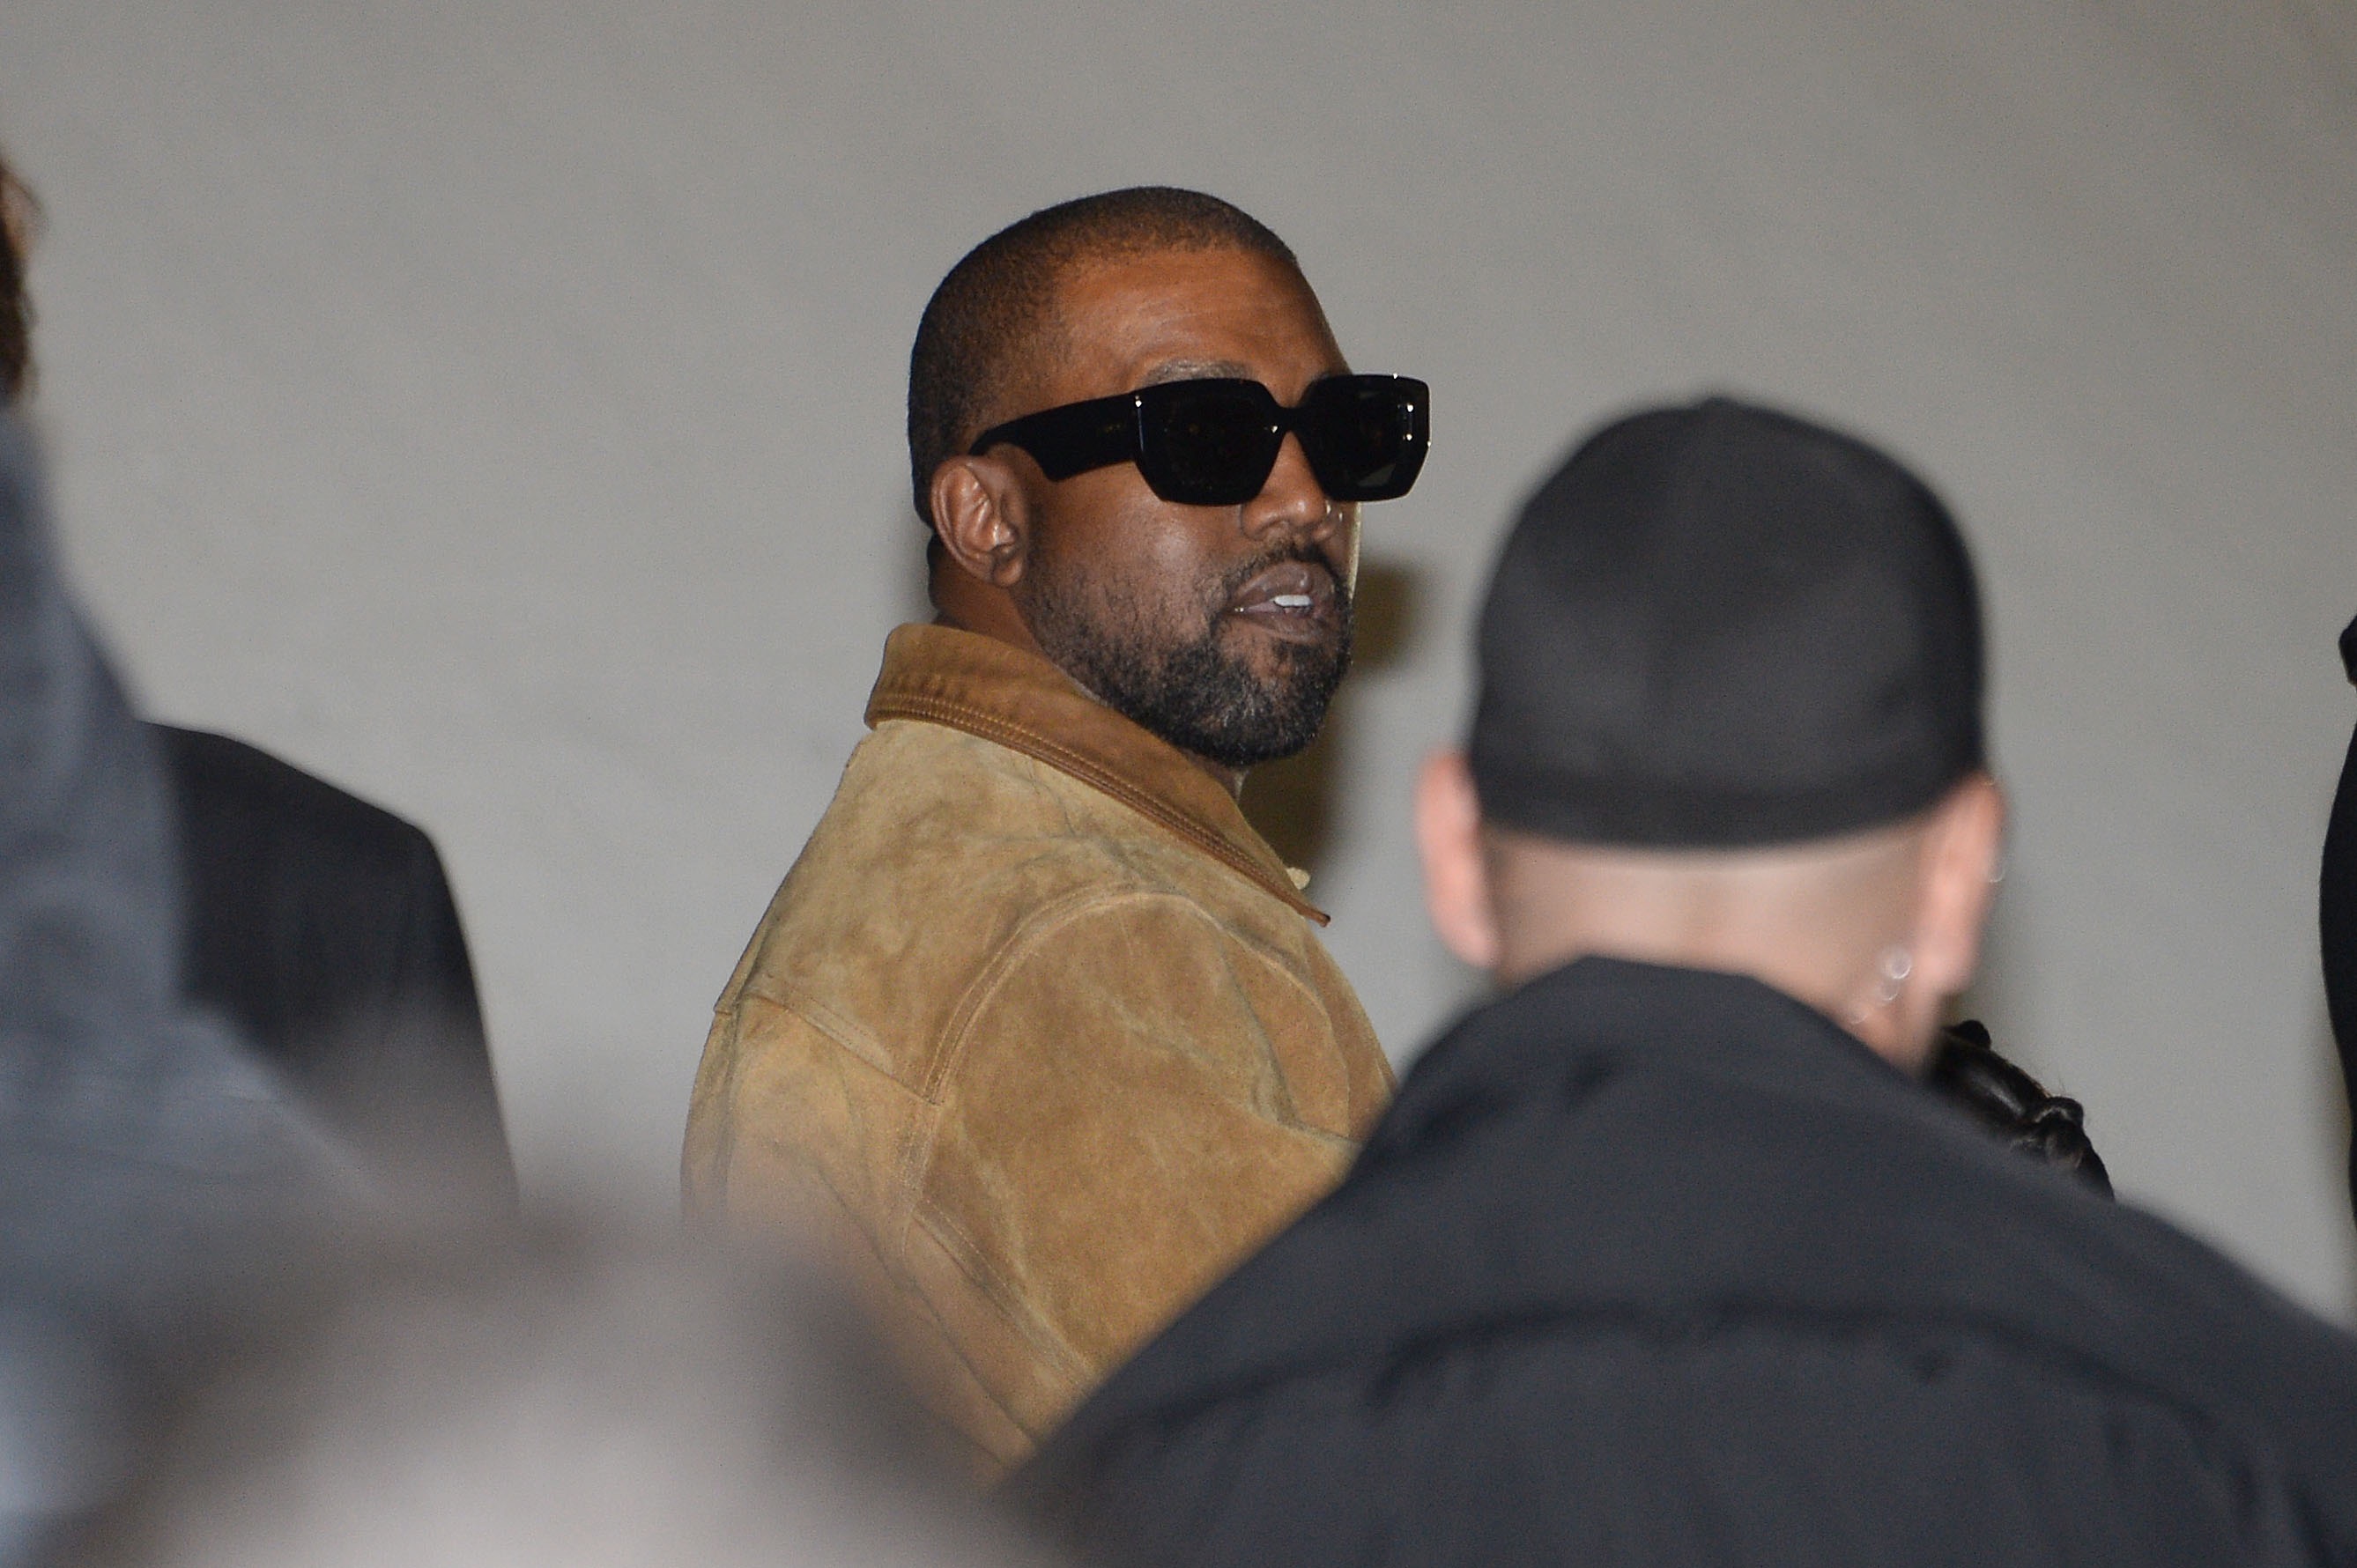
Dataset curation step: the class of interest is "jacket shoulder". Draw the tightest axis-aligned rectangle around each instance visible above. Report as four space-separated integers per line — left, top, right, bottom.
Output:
146 723 504 1180
152 723 439 874
713 720 1366 1089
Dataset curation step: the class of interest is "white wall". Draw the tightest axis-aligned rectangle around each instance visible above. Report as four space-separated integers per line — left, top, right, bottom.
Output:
5 0 2354 1315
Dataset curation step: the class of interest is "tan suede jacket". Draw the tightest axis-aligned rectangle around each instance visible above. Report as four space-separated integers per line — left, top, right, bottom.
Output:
683 625 1392 1471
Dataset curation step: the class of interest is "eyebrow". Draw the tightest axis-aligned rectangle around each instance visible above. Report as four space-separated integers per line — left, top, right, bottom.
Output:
1138 359 1253 386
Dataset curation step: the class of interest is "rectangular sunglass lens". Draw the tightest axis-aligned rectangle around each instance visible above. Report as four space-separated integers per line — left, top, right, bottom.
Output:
1140 381 1282 505
1301 377 1428 501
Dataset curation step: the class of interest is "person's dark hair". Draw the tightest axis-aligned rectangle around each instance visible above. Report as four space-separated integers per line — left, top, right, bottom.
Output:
1928 1020 2112 1195
906 187 1300 529
1 150 34 405
2325 616 2356 1219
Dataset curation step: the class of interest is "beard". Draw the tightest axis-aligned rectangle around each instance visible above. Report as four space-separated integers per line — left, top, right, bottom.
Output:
1024 545 1353 771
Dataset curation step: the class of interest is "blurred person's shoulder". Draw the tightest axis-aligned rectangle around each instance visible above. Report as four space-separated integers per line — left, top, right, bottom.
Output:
151 722 475 1018
148 721 508 1188
152 726 434 867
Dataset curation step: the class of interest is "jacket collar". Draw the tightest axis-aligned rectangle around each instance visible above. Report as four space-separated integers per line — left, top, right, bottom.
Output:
1362 955 1912 1162
863 623 1326 924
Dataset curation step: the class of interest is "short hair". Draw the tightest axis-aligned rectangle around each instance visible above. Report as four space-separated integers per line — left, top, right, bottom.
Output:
906 187 1300 529
1 150 34 405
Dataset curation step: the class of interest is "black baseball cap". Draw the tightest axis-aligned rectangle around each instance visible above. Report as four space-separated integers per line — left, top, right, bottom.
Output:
1469 396 1987 848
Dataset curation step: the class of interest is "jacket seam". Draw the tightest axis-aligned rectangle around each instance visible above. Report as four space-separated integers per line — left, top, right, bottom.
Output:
894 885 1347 1224
705 987 940 1245
751 1144 1042 1462
740 975 898 1082
884 884 1123 1239
916 884 1137 1106
910 1202 1094 1400
689 1003 747 1209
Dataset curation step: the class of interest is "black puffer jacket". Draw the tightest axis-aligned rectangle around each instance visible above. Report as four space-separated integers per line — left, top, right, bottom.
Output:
1023 958 2357 1568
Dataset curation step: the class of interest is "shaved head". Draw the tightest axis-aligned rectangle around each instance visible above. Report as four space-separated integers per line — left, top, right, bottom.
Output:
905 187 1301 529
1417 751 2005 1072
1476 816 1932 998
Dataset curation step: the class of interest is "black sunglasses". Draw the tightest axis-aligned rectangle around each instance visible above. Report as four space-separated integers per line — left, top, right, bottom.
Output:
969 374 1430 507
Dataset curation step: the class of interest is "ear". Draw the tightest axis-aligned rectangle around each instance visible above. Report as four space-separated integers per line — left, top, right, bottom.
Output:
928 455 1031 589
1909 771 2006 1000
1415 750 1501 972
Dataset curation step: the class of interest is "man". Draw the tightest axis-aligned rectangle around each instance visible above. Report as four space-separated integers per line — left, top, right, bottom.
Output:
0 148 511 1197
2327 615 2357 1217
683 188 1423 1469
1021 398 2357 1564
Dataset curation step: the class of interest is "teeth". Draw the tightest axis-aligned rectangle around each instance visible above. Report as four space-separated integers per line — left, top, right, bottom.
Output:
1271 594 1313 609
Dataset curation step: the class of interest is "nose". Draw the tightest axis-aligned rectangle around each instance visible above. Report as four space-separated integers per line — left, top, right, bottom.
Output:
1241 431 1342 548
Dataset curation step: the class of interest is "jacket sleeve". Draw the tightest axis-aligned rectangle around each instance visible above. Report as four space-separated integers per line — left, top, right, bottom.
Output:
375 824 515 1200
910 890 1365 1431
681 980 1047 1471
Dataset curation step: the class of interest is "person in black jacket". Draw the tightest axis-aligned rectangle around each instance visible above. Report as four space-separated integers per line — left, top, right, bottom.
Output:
149 725 512 1198
1020 398 2357 1566
1 145 510 1199
2327 615 2357 1219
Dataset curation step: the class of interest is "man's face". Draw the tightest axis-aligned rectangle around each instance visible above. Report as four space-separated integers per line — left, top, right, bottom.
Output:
1005 248 1359 771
